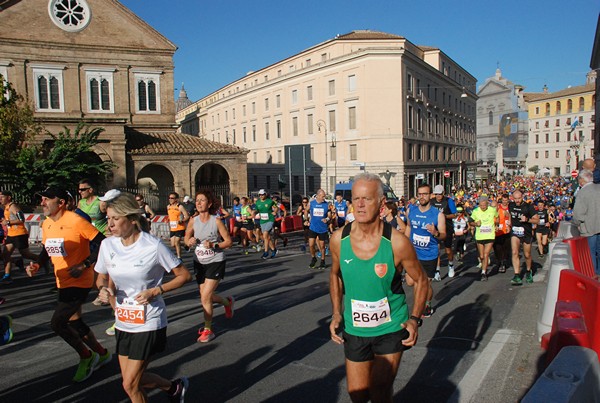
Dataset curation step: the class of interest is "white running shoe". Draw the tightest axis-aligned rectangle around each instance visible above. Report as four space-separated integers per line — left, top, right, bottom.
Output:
433 271 441 281
448 266 455 278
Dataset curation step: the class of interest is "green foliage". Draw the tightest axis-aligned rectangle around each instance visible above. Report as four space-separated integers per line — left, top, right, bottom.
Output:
528 165 539 174
15 123 115 193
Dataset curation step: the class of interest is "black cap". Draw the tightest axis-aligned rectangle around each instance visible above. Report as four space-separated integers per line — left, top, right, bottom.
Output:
38 187 70 201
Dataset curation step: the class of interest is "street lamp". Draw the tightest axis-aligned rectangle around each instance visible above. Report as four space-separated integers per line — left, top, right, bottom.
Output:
317 119 328 194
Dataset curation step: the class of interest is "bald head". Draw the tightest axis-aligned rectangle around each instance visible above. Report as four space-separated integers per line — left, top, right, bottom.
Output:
582 158 596 170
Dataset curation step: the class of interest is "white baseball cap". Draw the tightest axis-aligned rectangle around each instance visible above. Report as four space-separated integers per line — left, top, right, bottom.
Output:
99 189 121 201
433 185 444 195
183 195 190 203
258 189 267 195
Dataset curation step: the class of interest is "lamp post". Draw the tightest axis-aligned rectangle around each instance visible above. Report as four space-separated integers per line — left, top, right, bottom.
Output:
317 119 328 194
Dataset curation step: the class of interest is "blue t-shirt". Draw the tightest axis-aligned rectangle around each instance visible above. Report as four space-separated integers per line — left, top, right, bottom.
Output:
334 199 348 222
232 203 242 219
309 199 329 233
407 205 440 261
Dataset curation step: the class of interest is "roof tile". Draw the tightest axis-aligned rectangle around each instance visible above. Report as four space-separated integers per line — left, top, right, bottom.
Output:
126 129 248 155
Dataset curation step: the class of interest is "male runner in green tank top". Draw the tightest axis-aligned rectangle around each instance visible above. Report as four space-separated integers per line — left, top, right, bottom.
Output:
329 173 428 402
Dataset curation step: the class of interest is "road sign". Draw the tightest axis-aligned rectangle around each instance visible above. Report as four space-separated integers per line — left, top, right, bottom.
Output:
444 170 450 178
571 170 578 178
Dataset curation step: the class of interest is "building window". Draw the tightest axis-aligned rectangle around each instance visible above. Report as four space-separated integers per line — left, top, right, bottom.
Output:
545 103 551 115
307 114 314 134
292 89 298 104
306 58 311 67
556 101 561 114
555 150 560 158
488 111 493 125
277 150 282 163
266 151 272 164
407 73 413 93
252 102 256 114
253 152 257 163
48 0 91 32
307 85 313 101
348 106 357 130
535 134 539 144
555 119 560 127
264 98 269 111
545 150 549 158
408 105 414 129
417 108 422 132
535 121 540 129
556 133 560 142
292 116 298 136
579 97 585 111
567 132 571 141
277 120 281 138
328 80 335 96
350 144 357 160
135 73 160 113
265 122 270 140
243 104 246 116
276 94 281 108
86 70 113 113
535 151 539 158
328 110 336 132
252 125 256 142
232 108 236 119
567 99 572 113
330 144 336 161
33 67 64 112
321 53 327 62
545 133 549 143
535 106 540 114
243 127 247 143
417 144 422 159
348 75 356 92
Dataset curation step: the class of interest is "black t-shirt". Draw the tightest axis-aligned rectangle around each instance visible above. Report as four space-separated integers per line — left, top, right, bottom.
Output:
508 202 537 236
432 197 454 230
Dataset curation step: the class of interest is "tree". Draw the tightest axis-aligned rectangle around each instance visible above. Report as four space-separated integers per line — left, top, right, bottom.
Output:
16 123 115 193
528 165 539 174
0 74 42 178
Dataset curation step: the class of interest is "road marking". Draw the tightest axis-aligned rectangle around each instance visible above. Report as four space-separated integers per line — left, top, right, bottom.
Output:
448 328 521 403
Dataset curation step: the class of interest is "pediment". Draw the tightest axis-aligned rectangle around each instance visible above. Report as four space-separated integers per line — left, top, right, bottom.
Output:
478 80 511 96
0 0 176 52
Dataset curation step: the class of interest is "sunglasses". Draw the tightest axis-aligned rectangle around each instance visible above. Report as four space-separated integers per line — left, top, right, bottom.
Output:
135 199 142 202
78 187 90 192
169 197 176 199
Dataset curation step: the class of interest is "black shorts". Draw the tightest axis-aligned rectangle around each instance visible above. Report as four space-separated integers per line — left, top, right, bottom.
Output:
241 221 254 230
476 239 494 245
234 220 243 229
274 220 282 229
443 230 454 248
170 230 185 238
308 229 329 241
194 260 226 284
58 287 91 304
536 228 550 235
420 258 438 279
343 328 410 362
115 327 167 361
512 233 533 245
337 218 346 228
5 234 30 250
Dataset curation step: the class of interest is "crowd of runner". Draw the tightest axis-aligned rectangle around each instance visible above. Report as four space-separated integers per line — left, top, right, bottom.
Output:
0 162 596 401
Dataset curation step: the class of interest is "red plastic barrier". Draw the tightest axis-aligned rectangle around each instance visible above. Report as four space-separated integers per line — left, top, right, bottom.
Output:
563 237 595 278
228 217 235 235
280 216 294 233
292 215 303 231
544 300 591 365
544 270 600 364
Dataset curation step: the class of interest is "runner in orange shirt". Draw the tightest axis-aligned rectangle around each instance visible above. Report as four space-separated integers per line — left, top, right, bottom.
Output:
26 187 110 383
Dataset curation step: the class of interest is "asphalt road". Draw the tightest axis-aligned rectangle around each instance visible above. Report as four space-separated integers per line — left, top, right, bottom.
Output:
0 234 547 402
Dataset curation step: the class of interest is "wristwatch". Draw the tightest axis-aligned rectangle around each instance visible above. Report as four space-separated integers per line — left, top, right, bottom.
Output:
409 315 423 327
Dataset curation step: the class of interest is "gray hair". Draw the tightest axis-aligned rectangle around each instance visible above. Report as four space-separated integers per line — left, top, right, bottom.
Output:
579 169 594 184
353 172 384 198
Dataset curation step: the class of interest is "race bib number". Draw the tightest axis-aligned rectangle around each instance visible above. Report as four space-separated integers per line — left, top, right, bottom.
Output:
45 238 67 257
455 229 464 236
313 207 325 217
351 297 391 328
260 213 269 220
480 225 493 234
169 220 178 229
195 244 216 261
539 219 545 225
116 299 146 325
412 234 431 247
512 226 525 237
337 211 345 217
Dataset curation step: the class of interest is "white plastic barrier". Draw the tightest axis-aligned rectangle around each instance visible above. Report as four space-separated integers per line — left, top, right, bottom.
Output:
151 222 171 240
522 346 600 403
549 221 581 256
537 242 573 341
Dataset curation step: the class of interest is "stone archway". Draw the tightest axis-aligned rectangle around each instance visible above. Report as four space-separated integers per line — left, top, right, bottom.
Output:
195 163 231 207
137 164 175 212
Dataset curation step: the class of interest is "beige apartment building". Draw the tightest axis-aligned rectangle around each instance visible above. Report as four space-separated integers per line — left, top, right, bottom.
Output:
526 73 596 176
0 0 248 210
177 31 477 198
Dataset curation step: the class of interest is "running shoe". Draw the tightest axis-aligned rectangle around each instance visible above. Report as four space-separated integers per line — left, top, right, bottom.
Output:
477 260 482 269
105 323 116 336
283 237 288 247
261 252 269 260
0 315 13 346
525 271 533 284
511 275 523 286
197 328 215 343
271 249 278 258
72 351 99 382
169 377 189 403
481 271 488 281
316 251 322 259
422 305 435 318
325 246 330 256
448 266 455 278
0 275 12 285
309 257 318 269
224 296 235 319
95 350 112 370
319 260 326 270
433 271 441 282
498 265 506 273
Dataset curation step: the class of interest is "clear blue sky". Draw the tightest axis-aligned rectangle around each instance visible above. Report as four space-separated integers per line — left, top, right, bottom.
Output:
120 0 599 102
